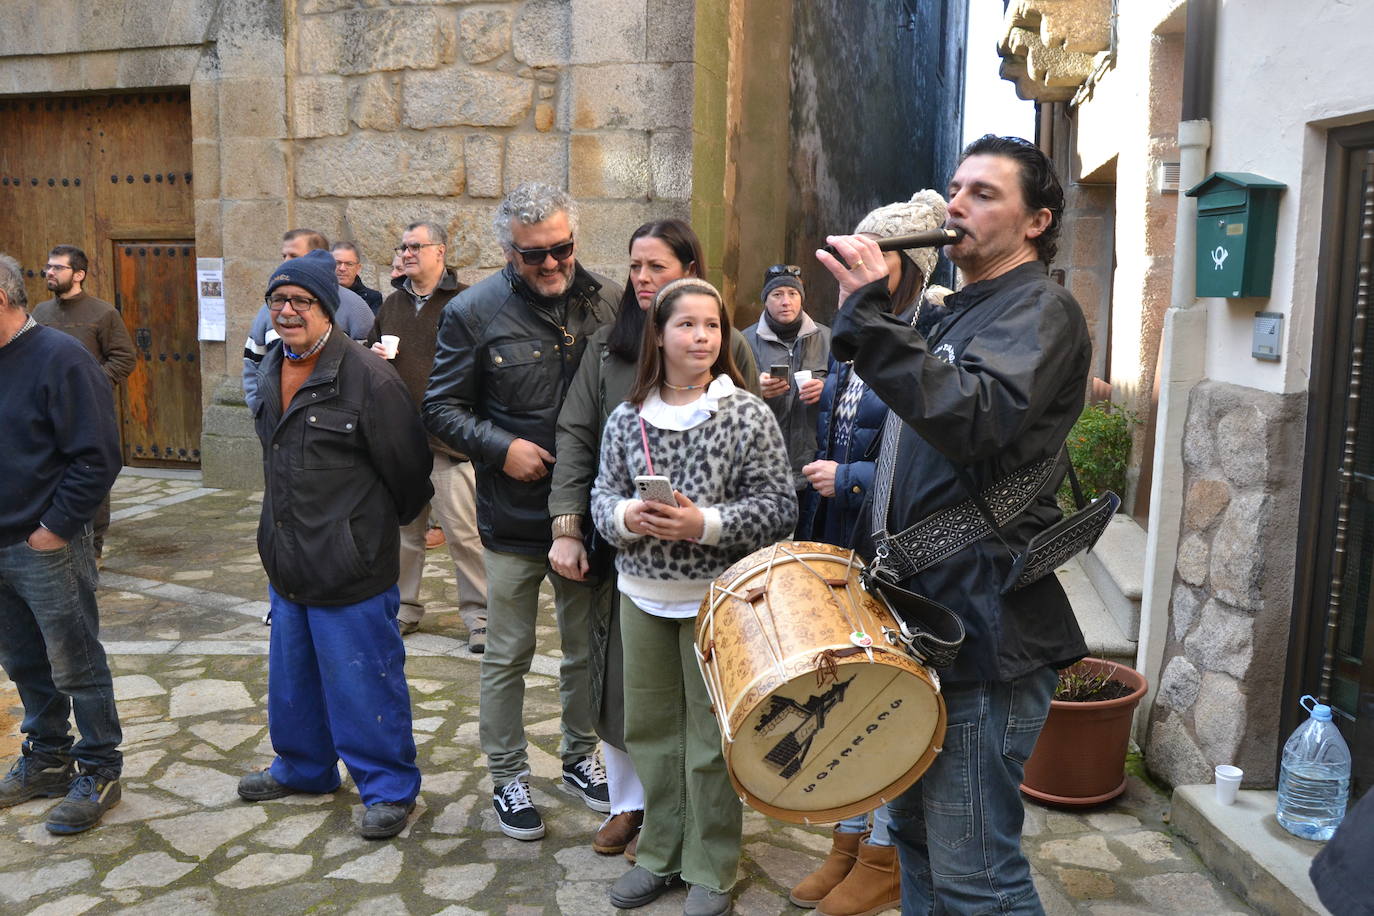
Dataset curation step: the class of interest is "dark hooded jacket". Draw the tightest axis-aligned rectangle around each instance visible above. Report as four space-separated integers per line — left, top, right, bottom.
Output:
831 261 1091 684
423 263 619 555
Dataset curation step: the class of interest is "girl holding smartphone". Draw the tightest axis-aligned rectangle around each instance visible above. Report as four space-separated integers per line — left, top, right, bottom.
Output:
591 278 795 916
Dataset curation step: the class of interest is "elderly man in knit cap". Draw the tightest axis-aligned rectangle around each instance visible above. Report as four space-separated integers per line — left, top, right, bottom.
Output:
743 265 831 498
237 248 435 840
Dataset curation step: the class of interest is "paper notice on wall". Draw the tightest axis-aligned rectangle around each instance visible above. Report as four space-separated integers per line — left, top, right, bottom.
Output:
197 258 226 341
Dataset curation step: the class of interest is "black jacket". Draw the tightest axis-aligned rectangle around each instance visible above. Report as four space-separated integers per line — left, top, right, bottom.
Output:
831 261 1091 684
347 276 384 315
423 263 619 555
254 331 433 605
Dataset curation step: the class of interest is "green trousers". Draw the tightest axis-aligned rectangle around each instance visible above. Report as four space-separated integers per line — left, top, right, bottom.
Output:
621 594 741 893
479 549 597 783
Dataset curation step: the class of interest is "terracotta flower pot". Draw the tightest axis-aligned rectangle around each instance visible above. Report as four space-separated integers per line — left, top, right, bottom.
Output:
1020 657 1149 807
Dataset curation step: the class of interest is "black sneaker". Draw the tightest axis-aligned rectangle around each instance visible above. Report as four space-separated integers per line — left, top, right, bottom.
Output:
0 752 73 808
45 770 121 834
493 772 544 840
561 754 611 813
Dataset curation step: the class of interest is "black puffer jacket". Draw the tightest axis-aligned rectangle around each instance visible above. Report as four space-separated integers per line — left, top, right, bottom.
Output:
423 263 619 555
254 331 434 606
832 261 1091 684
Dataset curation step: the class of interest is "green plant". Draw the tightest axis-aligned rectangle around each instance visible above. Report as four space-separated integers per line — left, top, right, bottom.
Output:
1054 660 1134 702
1058 401 1136 513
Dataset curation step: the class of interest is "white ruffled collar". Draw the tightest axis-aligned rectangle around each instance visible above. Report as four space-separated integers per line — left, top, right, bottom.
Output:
639 374 738 431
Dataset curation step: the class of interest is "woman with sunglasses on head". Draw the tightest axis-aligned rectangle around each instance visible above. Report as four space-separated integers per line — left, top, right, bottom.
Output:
789 189 949 916
590 278 795 916
743 265 832 503
548 220 758 861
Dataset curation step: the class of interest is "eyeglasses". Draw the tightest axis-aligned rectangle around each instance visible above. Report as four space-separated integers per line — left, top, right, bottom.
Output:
510 238 575 266
43 264 73 274
394 242 442 255
266 294 319 312
765 264 802 280
333 259 359 268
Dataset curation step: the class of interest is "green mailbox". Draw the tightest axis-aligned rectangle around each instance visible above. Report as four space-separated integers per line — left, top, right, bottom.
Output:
1185 171 1286 298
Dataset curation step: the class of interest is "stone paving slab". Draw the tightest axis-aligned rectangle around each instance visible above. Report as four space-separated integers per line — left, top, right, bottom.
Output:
0 473 1258 914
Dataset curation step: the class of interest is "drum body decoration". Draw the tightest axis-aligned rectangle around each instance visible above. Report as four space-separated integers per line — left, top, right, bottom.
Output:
695 541 946 824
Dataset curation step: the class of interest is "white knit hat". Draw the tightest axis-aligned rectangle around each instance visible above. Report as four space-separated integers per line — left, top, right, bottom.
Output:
853 189 949 283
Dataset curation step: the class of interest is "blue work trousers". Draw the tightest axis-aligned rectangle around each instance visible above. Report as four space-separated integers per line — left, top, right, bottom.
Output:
888 668 1057 915
0 526 121 776
266 585 420 806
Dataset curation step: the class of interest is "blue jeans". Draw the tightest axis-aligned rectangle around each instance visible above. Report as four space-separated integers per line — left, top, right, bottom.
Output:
838 803 894 845
0 526 122 776
889 668 1057 915
266 585 420 806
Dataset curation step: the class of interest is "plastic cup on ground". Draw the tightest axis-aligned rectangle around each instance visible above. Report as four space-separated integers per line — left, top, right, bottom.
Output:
1215 764 1242 805
380 335 400 359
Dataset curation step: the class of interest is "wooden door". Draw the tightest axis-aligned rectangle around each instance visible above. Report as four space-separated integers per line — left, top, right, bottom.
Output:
1291 129 1374 796
0 91 196 466
114 242 201 466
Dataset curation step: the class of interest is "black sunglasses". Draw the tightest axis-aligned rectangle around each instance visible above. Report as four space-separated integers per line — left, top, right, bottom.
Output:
765 264 802 280
511 238 575 266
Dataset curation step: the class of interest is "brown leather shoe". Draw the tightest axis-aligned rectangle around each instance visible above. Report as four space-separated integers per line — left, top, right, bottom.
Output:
624 830 638 863
789 828 862 908
816 840 900 916
593 809 643 854
425 527 446 550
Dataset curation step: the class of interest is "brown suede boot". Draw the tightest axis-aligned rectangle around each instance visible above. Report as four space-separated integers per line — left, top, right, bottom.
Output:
816 840 901 916
789 828 863 908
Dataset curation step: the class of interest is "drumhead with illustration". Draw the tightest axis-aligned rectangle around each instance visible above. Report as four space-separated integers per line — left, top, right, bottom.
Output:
696 541 946 824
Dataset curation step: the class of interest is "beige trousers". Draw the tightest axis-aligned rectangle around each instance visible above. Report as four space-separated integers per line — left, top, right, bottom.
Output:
397 452 487 631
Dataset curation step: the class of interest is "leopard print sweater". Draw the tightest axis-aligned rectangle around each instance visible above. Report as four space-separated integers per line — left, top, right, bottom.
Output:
590 390 797 603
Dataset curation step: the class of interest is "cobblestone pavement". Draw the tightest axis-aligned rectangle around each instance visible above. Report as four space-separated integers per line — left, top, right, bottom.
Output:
0 472 1256 915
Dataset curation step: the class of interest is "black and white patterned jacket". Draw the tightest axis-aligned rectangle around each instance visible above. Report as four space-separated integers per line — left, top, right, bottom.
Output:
590 387 797 604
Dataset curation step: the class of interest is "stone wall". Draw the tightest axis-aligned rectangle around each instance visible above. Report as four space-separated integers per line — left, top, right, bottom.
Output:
1145 379 1306 788
776 0 966 327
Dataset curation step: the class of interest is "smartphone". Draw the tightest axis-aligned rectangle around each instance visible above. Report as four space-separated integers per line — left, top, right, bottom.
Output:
634 475 677 506
769 363 791 384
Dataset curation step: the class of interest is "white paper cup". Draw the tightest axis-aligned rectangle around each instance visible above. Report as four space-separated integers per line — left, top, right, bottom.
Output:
793 369 813 386
1214 764 1242 805
380 335 400 359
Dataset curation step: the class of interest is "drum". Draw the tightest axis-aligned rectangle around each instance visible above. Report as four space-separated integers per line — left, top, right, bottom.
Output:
695 541 946 824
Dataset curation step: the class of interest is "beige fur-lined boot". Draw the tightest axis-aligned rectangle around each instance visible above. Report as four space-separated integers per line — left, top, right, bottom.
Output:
816 839 901 916
788 828 863 908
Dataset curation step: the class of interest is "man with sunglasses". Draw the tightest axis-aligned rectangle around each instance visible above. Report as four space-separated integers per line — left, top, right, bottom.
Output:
364 221 487 649
31 245 136 563
424 182 620 841
239 247 434 840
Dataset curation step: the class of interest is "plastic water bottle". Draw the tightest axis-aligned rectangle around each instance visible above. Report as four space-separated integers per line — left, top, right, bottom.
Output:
1276 695 1351 841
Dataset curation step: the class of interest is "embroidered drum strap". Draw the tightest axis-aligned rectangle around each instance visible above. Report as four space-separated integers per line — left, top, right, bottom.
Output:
871 414 1059 581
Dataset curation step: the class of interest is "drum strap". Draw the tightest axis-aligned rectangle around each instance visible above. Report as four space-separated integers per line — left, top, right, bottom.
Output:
871 424 1059 583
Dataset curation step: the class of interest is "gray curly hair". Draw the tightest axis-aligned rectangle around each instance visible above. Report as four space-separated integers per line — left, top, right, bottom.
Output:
0 253 26 310
493 182 578 251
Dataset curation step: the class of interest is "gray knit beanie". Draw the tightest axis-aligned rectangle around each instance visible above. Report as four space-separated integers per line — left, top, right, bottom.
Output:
853 189 949 283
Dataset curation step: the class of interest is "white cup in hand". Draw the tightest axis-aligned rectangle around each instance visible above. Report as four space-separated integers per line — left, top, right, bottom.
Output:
793 369 813 386
380 335 400 359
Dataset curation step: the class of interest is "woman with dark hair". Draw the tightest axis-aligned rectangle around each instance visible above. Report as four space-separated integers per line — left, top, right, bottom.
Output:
791 190 948 916
591 278 794 915
548 220 757 860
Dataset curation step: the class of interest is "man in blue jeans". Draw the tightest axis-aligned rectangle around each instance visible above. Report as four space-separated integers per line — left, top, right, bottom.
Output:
0 251 125 834
819 136 1092 913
